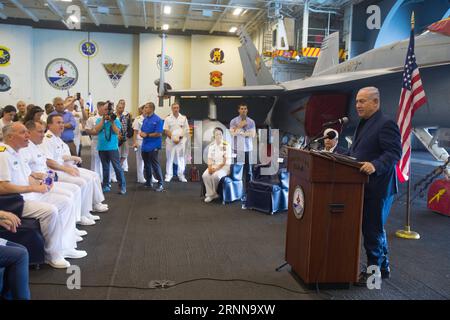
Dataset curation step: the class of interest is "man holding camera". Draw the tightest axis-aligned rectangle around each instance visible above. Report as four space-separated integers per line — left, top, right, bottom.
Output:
92 101 126 195
116 99 132 172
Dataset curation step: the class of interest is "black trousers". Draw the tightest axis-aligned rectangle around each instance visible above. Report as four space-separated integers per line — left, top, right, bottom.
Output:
141 149 163 187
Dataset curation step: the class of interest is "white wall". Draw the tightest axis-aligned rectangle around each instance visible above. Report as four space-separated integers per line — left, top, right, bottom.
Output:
190 35 243 89
0 23 244 119
139 33 191 118
0 25 33 106
33 29 138 114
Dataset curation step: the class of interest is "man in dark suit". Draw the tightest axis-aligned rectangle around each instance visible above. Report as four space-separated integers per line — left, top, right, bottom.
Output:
349 87 402 286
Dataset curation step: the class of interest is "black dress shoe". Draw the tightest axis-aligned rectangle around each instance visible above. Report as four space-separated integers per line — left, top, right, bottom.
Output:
354 272 370 287
381 268 390 279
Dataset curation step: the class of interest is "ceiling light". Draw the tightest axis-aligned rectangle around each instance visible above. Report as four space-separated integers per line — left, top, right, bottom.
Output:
60 0 73 2
163 5 171 15
69 14 79 23
162 24 169 30
229 26 237 33
233 8 243 16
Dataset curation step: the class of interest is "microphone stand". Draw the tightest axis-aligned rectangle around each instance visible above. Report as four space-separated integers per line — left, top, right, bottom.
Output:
303 129 325 150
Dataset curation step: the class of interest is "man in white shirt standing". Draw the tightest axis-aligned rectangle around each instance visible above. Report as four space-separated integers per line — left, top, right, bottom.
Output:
0 122 83 268
164 103 189 182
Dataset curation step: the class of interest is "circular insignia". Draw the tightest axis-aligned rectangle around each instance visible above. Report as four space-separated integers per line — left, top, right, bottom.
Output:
0 74 11 92
79 40 98 58
292 186 305 219
156 55 173 71
209 48 225 65
210 70 223 87
0 46 11 66
45 58 78 90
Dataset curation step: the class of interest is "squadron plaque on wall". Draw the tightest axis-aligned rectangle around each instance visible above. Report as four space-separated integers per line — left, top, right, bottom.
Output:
0 74 11 92
80 40 98 58
45 58 78 90
0 46 11 67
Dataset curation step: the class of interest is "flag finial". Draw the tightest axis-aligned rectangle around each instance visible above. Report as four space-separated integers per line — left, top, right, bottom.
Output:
411 11 415 30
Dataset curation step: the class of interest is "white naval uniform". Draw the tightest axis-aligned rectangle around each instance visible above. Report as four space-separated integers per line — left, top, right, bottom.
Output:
0 144 70 261
21 140 82 237
85 115 117 182
40 131 105 216
132 115 146 183
163 113 189 179
202 141 232 198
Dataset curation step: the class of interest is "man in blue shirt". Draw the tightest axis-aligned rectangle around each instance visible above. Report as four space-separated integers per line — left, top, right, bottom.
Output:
230 103 256 199
140 102 164 192
92 101 126 195
50 97 77 156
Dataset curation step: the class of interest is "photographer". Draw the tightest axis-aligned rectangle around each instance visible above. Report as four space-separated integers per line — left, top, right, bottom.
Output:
116 99 133 171
92 101 126 195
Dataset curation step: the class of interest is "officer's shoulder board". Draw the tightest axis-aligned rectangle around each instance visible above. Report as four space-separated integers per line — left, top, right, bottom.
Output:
222 141 228 145
0 146 6 152
45 133 53 138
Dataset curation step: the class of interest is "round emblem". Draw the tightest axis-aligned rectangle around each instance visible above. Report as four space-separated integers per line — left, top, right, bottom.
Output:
80 40 98 58
45 58 78 90
0 74 11 92
0 46 11 66
209 48 225 65
292 186 305 219
156 55 173 71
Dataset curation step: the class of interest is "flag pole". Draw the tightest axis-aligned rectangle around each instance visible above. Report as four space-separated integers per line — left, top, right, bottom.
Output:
396 12 420 240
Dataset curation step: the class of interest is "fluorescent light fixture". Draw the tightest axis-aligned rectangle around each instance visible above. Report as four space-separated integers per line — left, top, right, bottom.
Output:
229 26 237 33
69 14 79 23
60 0 73 2
162 24 169 30
233 8 243 16
163 5 171 15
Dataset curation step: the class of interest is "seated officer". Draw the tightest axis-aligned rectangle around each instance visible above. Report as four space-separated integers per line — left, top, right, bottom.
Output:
0 122 80 268
40 114 108 226
322 128 346 154
20 120 87 242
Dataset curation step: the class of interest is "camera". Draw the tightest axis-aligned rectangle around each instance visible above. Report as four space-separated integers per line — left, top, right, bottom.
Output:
76 92 81 101
106 101 116 121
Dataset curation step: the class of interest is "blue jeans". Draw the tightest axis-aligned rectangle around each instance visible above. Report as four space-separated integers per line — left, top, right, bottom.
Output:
141 149 163 187
362 195 394 270
98 150 126 189
0 241 30 300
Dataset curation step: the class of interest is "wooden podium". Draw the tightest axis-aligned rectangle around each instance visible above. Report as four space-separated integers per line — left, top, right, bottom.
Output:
285 149 368 287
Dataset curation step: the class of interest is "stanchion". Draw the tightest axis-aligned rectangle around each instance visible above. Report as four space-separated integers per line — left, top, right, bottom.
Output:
396 178 420 240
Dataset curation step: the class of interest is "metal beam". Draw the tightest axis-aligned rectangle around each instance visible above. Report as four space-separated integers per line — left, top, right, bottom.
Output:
116 0 129 28
142 0 148 29
153 2 158 30
142 0 260 11
80 0 100 26
244 10 265 30
209 0 233 34
182 1 192 32
46 0 65 20
10 0 39 22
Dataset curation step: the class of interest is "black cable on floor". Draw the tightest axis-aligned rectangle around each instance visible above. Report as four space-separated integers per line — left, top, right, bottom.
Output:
29 277 335 299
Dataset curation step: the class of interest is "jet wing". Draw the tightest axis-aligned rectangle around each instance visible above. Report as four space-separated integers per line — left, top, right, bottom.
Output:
166 62 449 97
166 84 285 97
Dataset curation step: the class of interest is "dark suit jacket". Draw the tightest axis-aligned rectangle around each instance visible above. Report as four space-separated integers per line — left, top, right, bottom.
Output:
349 110 402 200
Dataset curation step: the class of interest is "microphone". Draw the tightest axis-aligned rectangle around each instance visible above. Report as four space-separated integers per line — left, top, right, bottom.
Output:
303 130 337 150
314 130 337 142
322 116 349 127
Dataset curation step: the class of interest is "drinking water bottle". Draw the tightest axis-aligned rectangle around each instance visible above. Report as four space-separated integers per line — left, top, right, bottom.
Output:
44 170 54 186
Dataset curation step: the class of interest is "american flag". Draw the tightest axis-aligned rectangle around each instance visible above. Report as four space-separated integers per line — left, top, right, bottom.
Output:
396 28 427 183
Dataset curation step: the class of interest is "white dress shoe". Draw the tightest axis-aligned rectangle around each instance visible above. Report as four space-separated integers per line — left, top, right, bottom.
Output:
76 236 83 242
46 258 71 269
64 249 87 259
77 216 96 226
164 176 172 182
75 229 88 237
178 176 188 182
93 203 108 212
204 197 213 203
87 213 100 221
152 176 158 183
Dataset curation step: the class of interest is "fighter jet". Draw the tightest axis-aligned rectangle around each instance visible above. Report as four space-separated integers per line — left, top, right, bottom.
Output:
161 19 450 161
